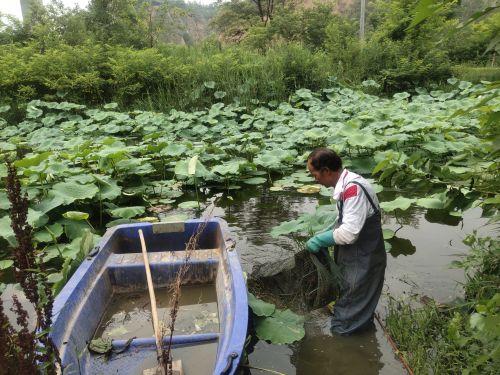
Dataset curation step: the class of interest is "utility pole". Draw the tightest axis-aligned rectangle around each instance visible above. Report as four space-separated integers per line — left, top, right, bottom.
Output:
20 0 42 22
359 0 366 41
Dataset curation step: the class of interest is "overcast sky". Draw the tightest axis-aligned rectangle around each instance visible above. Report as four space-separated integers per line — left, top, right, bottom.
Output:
0 0 218 20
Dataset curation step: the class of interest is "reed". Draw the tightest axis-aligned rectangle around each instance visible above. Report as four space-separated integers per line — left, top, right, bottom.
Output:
160 206 215 374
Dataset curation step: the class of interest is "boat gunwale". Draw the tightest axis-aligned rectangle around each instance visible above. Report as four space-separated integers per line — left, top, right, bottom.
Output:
50 219 248 375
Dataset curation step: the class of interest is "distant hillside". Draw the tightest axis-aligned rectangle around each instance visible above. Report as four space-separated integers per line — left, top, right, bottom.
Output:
298 0 357 13
151 0 218 45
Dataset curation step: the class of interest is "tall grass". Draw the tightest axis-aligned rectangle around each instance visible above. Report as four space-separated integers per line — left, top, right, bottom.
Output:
451 65 500 83
385 235 499 375
0 41 332 113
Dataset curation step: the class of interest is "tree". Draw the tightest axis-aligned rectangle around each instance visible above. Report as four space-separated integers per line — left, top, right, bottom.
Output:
86 0 147 48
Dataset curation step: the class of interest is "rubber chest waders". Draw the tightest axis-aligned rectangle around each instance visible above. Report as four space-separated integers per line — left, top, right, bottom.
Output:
331 181 387 335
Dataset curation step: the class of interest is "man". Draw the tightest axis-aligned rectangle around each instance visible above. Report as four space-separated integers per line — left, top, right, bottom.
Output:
305 148 386 335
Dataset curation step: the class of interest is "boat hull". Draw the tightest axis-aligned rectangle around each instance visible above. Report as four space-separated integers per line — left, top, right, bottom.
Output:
50 219 248 375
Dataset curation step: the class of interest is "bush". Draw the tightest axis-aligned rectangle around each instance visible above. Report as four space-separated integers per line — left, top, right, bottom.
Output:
0 41 335 111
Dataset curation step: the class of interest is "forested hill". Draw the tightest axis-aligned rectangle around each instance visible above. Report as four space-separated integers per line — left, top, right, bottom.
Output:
139 0 217 45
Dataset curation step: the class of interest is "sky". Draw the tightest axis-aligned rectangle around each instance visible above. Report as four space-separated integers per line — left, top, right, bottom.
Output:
0 0 218 20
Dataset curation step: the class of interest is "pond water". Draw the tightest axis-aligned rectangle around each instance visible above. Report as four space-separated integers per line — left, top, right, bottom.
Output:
95 284 218 340
192 186 494 375
1 184 495 375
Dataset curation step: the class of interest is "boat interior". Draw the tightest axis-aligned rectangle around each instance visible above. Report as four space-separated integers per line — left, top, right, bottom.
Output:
51 221 240 374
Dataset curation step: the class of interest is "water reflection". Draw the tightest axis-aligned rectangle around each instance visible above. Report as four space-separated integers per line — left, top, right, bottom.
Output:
246 309 403 375
205 186 493 374
387 236 416 257
424 209 462 226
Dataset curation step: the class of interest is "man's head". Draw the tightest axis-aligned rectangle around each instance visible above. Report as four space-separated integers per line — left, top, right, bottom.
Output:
307 148 342 187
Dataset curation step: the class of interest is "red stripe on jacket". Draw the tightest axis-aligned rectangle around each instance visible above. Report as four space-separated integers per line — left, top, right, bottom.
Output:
342 185 358 201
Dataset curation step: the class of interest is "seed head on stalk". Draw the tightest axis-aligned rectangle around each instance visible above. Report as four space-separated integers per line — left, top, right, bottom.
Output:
3 161 61 373
160 207 214 374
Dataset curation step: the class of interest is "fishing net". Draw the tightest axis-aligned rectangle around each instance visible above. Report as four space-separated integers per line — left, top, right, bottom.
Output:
249 246 342 310
308 248 342 308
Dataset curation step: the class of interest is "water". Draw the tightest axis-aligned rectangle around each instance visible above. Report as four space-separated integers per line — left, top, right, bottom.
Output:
2 185 495 374
192 186 494 374
94 284 218 340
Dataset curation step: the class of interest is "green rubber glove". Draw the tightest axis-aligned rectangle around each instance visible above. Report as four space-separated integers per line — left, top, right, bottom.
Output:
306 229 335 253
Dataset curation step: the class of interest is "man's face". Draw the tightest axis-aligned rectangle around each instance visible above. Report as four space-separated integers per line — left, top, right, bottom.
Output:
307 160 338 187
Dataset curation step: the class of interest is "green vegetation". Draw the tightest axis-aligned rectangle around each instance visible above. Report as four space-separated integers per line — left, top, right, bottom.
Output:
0 78 498 291
0 0 498 371
1 0 498 110
0 42 331 111
248 292 305 344
386 234 499 374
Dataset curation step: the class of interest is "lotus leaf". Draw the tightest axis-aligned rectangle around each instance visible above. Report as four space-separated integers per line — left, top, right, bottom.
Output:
0 216 16 246
483 195 500 205
34 223 64 243
47 273 64 283
248 293 275 317
63 211 90 221
0 141 15 151
294 88 314 100
379 197 416 212
14 151 52 168
109 206 145 219
297 185 321 194
26 105 43 119
255 309 305 344
383 229 395 240
243 177 267 185
160 213 189 223
458 81 472 90
0 191 9 210
423 141 448 154
175 159 211 179
93 175 122 200
52 181 99 204
214 91 226 99
393 92 410 100
106 218 138 227
27 209 48 228
384 241 392 252
211 160 245 176
0 260 13 270
35 195 65 214
449 210 463 217
188 155 199 176
103 103 118 109
253 153 279 169
204 81 215 89
319 186 333 197
416 192 447 209
270 219 305 237
178 201 199 209
59 219 93 240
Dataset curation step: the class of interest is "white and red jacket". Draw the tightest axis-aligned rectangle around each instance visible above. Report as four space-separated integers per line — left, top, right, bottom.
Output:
332 169 380 245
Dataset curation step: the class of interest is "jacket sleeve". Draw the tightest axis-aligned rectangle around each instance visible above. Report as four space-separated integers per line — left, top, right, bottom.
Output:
333 184 370 245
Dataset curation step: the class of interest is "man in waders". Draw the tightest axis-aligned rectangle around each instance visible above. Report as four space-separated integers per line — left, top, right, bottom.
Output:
305 148 386 335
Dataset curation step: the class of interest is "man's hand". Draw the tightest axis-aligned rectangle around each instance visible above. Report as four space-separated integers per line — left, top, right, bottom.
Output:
306 230 335 253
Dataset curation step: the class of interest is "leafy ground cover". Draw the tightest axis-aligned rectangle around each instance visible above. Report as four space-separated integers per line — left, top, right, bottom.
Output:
386 234 499 374
0 79 498 289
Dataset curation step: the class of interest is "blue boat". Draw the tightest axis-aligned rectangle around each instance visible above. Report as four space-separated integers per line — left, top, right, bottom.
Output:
50 219 248 375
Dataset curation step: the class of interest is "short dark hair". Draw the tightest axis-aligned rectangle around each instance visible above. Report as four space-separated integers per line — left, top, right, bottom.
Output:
307 148 342 172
